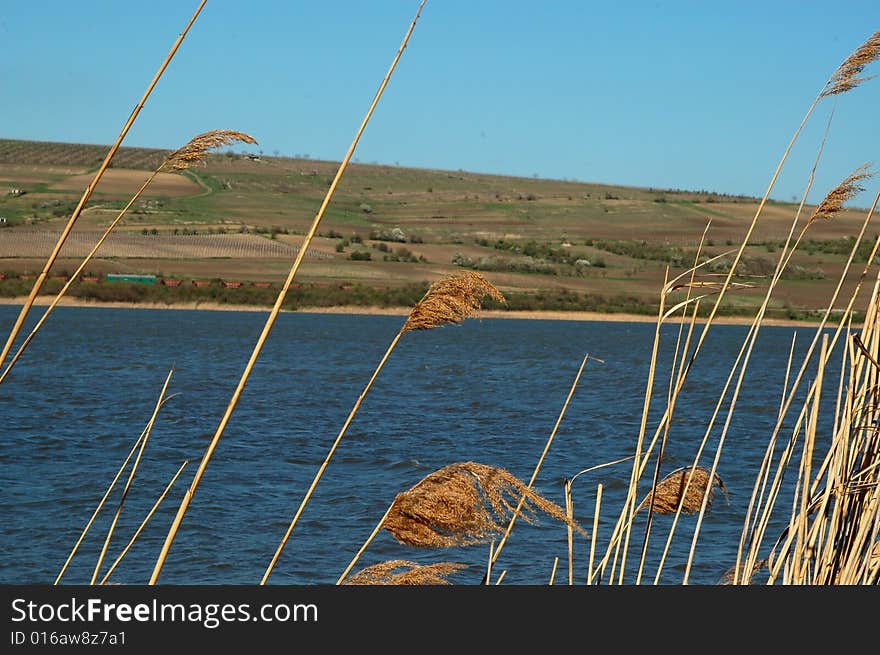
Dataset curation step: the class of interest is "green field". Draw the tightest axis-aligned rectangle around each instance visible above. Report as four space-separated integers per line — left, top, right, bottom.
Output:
0 138 875 318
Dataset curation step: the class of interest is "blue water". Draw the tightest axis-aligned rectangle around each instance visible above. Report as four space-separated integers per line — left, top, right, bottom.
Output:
0 305 839 585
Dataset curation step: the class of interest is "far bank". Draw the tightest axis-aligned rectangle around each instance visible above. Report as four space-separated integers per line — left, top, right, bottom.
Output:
0 296 830 328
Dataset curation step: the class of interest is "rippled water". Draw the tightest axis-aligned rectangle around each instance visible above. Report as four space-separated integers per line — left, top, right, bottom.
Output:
0 305 840 585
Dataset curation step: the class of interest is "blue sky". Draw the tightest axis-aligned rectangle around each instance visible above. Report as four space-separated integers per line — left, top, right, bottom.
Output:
2 1 878 205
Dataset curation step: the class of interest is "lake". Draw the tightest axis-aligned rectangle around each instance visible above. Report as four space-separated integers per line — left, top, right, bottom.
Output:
0 305 838 585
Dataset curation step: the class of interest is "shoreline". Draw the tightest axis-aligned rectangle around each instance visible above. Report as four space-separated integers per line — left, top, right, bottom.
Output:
0 295 818 326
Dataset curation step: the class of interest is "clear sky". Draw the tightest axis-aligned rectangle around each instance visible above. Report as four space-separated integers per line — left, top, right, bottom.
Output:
2 1 878 206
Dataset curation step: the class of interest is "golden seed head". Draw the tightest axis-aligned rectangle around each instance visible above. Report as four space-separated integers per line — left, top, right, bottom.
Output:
383 461 586 548
163 130 258 171
637 466 729 515
402 271 505 333
810 163 874 223
342 560 467 585
822 30 880 98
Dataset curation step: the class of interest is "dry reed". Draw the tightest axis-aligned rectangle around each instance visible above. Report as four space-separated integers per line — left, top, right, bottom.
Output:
0 1 207 372
91 368 174 584
0 130 257 385
262 270 503 584
99 460 188 585
150 0 428 586
809 163 874 223
822 30 880 97
162 130 258 170
402 270 505 332
341 560 466 585
384 462 585 548
636 466 729 515
717 558 768 585
487 352 595 576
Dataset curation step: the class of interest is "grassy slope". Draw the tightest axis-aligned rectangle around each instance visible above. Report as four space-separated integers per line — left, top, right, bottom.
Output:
0 138 875 318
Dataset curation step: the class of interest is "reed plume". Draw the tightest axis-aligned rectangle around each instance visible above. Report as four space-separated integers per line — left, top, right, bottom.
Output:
261 271 503 584
151 1 429 585
636 466 729 515
384 462 586 548
402 271 505 332
337 461 584 584
809 163 874 223
0 1 207 372
342 560 466 585
717 558 768 585
162 130 258 170
822 30 880 97
0 130 257 386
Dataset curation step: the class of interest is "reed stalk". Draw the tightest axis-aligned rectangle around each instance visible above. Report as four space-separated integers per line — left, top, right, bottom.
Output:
623 33 878 583
649 108 834 584
55 431 148 584
488 352 595 575
587 483 603 585
263 271 503 584
679 167 875 583
737 190 880 581
635 227 708 583
0 131 255 386
91 369 174 584
0 0 207 372
617 269 668 582
99 460 188 585
549 556 559 585
149 0 428 585
486 540 495 586
564 479 574 585
336 503 395 585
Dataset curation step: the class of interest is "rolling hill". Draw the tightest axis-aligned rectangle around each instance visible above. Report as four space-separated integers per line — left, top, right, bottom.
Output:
0 138 875 318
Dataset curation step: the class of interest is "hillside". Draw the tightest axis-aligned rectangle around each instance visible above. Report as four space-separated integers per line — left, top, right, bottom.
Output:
0 138 875 318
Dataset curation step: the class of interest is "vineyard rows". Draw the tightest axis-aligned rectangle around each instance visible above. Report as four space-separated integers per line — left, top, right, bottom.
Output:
0 139 169 170
0 230 331 260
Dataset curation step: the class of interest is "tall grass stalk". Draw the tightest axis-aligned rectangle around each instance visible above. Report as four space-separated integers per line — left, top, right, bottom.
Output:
587 483 603 584
149 0 428 585
635 227 708 583
91 369 174 584
98 460 188 585
561 456 632 584
564 479 574 585
487 352 594 576
548 556 559 585
0 131 255 386
649 107 836 584
677 168 874 583
736 190 880 581
0 0 207 371
765 281 880 583
263 271 503 584
55 430 149 584
616 269 668 582
621 33 879 583
336 504 395 585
